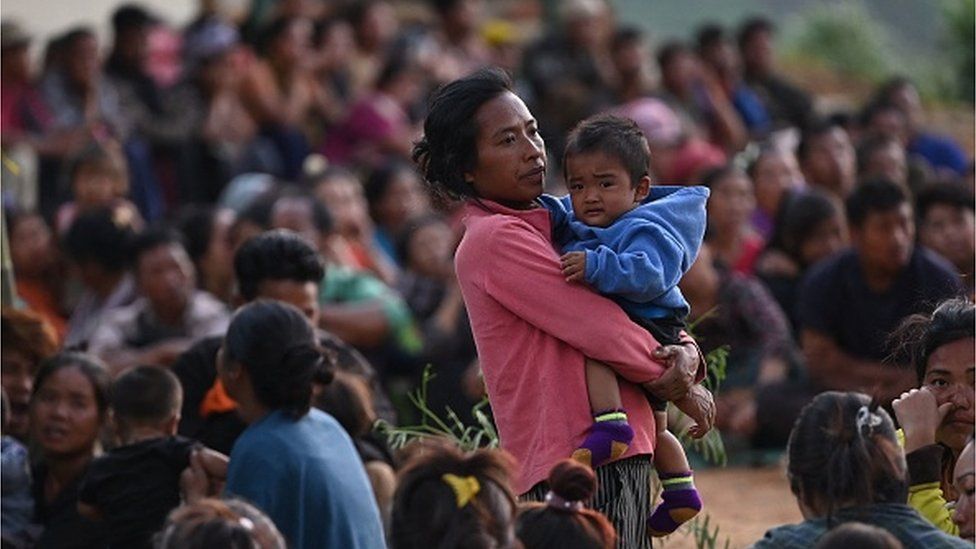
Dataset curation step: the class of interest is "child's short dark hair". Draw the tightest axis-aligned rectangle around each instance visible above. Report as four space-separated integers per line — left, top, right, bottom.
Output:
563 114 650 187
111 366 183 428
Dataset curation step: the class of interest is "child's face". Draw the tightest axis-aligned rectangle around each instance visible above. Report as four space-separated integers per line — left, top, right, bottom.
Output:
565 151 649 228
75 167 120 207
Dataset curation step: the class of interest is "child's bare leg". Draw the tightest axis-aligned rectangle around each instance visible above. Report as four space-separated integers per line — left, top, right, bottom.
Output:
586 357 624 412
652 410 690 473
572 358 635 468
647 408 701 537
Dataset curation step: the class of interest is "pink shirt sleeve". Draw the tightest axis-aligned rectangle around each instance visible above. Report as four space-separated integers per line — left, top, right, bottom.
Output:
480 217 670 384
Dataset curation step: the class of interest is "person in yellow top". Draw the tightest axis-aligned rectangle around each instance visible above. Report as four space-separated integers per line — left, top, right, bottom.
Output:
890 298 974 537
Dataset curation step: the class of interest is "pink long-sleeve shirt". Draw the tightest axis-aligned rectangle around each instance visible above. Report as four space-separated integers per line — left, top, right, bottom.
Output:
456 199 687 494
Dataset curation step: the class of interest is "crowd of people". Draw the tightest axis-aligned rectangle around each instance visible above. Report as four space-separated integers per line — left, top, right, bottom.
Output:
1 0 973 547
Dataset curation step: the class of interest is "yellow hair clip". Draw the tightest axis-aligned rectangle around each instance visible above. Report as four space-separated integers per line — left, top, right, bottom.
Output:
441 474 480 508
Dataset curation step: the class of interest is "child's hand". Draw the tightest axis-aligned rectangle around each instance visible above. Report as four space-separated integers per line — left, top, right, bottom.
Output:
560 252 587 283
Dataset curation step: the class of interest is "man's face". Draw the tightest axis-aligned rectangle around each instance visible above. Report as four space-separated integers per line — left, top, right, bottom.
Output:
256 279 320 327
137 244 195 315
802 128 856 198
852 203 915 275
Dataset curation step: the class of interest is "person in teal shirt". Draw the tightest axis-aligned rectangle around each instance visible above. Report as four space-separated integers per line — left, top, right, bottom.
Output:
217 300 386 549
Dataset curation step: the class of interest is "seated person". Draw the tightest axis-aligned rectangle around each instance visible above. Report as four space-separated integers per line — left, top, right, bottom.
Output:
797 179 965 404
61 206 140 350
267 190 421 366
797 120 857 200
88 229 230 375
754 391 970 548
889 299 974 535
77 366 227 549
915 183 975 294
172 229 391 455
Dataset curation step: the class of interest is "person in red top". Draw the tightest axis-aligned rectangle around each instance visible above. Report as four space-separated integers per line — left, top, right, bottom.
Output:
412 68 712 547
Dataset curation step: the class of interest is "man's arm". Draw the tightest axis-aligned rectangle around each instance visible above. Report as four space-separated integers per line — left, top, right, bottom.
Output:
319 301 391 348
801 329 915 401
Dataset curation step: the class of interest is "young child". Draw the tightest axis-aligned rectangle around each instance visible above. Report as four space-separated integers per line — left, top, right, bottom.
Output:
539 114 710 537
77 366 227 549
55 141 143 235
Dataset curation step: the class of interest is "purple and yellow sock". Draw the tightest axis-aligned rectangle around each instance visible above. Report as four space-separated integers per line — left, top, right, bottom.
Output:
647 471 702 537
571 409 634 468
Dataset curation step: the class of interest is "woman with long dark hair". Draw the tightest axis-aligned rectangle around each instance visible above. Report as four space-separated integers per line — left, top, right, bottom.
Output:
214 300 385 549
412 68 710 547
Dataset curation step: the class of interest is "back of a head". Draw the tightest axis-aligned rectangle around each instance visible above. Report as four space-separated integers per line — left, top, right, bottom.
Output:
156 498 285 549
564 114 649 186
814 522 903 549
62 206 139 272
223 301 334 419
233 229 325 302
787 391 907 517
112 365 182 432
413 67 513 201
1 307 59 364
845 178 908 230
392 444 518 549
516 460 615 549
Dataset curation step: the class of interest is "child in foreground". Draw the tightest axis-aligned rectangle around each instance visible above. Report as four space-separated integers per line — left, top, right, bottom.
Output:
540 114 711 536
77 366 228 549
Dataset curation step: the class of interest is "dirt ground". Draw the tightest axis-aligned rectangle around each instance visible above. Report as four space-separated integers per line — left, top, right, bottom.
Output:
656 465 804 549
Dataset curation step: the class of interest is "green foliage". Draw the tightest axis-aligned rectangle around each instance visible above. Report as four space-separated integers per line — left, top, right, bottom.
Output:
940 0 976 102
375 365 499 452
686 514 732 549
783 2 894 82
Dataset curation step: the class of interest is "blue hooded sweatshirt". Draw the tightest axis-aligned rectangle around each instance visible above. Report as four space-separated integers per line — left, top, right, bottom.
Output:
539 185 709 321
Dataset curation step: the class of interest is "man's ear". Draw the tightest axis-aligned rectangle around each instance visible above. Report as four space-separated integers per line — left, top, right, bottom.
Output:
634 175 652 202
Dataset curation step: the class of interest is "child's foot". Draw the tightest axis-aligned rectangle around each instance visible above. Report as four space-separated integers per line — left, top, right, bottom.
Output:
647 471 702 537
571 410 634 468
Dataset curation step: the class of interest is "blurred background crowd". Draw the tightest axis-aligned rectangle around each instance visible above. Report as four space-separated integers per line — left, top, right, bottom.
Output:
0 0 973 547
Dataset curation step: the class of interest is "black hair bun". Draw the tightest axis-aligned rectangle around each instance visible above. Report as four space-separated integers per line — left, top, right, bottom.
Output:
547 459 596 503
